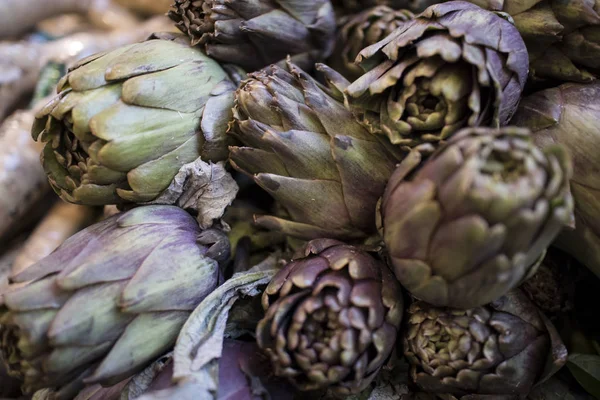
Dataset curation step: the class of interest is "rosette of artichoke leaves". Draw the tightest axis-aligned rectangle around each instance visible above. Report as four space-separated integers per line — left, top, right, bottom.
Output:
331 6 414 81
345 1 528 150
168 0 336 71
466 0 600 82
511 82 600 278
32 34 236 206
380 127 573 309
256 239 404 395
229 61 399 240
405 290 567 398
0 205 229 394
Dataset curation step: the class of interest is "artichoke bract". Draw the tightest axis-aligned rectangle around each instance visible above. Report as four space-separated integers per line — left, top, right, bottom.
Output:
467 0 600 82
332 0 435 13
0 205 229 393
331 6 414 81
167 0 336 72
405 290 567 398
380 127 573 309
229 61 399 240
510 82 600 278
256 239 404 396
32 34 236 206
345 1 528 149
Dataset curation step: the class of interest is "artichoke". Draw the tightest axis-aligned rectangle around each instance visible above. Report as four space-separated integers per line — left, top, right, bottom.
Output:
380 127 573 309
510 82 600 278
466 0 600 82
32 33 236 206
0 205 229 393
229 60 399 240
256 239 404 395
405 289 567 398
167 0 336 72
345 1 528 149
330 6 414 81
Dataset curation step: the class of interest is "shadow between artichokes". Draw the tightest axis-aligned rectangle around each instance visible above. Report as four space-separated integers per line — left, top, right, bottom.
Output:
32 33 236 206
229 60 400 240
345 1 528 150
405 290 568 399
256 239 404 396
0 205 229 394
380 127 573 309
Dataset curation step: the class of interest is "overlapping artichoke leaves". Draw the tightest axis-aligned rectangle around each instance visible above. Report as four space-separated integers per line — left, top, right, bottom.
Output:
229 61 399 240
468 0 600 82
380 127 573 309
345 2 528 150
168 0 336 71
405 289 568 399
0 206 228 394
32 35 235 206
511 82 600 278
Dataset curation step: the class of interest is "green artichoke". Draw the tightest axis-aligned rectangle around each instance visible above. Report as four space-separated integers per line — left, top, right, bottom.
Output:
0 205 229 393
229 61 399 240
167 0 336 72
256 239 404 395
32 33 236 206
380 127 573 309
510 82 600 278
466 0 600 82
330 6 414 81
345 1 528 149
405 290 567 398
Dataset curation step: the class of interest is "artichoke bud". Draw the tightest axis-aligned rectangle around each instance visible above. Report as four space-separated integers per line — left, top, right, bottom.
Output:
229 61 400 240
32 34 236 206
345 1 529 150
168 0 336 71
0 205 228 393
256 239 404 396
405 290 567 398
381 126 573 309
331 6 414 81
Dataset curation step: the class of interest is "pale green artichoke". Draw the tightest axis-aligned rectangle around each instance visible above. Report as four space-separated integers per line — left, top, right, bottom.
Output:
32 34 235 206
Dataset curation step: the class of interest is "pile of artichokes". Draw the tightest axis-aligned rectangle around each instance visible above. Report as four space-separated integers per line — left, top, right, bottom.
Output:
1 0 600 399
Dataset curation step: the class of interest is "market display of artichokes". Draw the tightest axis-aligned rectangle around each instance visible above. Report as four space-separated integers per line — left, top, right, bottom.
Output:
0 205 229 393
345 2 528 149
331 5 414 80
466 0 600 82
405 289 567 397
511 82 600 278
380 127 573 308
32 33 236 206
229 60 399 240
4 0 600 398
256 239 404 395
167 0 337 71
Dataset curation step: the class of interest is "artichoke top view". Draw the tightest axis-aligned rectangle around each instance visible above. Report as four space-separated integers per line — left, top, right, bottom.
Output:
0 205 229 394
467 0 600 82
168 0 337 71
380 127 573 309
405 289 567 398
32 33 236 206
345 1 528 150
257 239 404 396
229 60 399 240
